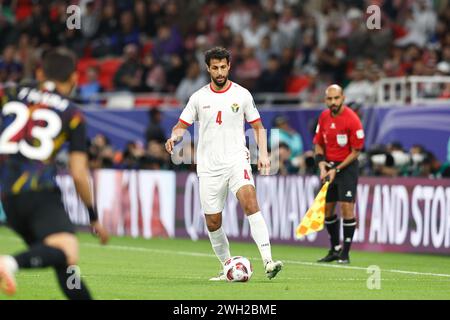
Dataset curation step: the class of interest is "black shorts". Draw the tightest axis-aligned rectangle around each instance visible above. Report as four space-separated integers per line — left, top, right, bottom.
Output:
2 189 75 246
326 160 359 203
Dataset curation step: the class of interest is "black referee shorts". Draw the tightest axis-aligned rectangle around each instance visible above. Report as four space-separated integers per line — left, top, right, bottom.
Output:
326 160 359 203
2 189 75 246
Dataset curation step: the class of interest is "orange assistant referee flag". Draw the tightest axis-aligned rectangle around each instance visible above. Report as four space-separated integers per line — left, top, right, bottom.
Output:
295 181 329 238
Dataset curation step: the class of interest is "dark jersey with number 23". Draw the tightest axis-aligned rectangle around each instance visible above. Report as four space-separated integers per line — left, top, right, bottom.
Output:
0 85 87 196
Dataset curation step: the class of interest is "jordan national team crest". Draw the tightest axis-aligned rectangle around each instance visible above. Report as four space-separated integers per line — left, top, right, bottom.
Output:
231 103 240 113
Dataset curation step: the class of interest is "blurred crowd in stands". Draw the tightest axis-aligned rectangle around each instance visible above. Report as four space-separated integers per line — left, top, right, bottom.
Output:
1 0 450 104
84 109 450 178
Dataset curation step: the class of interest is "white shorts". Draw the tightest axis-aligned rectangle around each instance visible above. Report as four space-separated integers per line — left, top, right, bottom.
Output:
199 162 255 214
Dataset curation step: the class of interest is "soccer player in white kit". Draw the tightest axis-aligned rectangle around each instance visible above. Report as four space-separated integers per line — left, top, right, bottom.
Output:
165 47 283 281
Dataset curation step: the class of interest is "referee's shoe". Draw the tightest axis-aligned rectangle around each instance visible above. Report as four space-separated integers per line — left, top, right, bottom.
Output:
337 252 350 264
317 248 341 263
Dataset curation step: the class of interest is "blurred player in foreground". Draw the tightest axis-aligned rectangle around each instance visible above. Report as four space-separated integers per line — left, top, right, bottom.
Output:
0 48 109 299
313 84 364 264
165 47 283 280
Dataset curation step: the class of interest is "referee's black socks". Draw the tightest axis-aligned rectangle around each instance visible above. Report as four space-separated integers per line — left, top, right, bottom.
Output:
325 215 341 251
14 244 92 300
342 218 357 257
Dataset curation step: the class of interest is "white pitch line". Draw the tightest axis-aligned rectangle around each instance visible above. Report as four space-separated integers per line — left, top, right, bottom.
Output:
1 234 450 279
81 242 450 279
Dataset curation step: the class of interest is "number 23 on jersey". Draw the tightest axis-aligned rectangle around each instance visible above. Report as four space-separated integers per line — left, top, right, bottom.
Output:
0 102 62 160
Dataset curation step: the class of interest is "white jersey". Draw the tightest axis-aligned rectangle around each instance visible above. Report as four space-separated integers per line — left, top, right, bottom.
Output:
179 81 261 177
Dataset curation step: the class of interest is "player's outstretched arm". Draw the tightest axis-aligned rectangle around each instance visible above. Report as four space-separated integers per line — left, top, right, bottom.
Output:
165 121 190 155
69 151 109 245
250 120 270 175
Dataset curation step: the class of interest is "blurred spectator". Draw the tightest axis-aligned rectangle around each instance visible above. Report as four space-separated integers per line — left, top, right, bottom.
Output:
315 25 346 83
142 52 166 92
113 44 144 92
134 0 150 34
79 66 102 102
294 28 317 75
152 24 183 65
278 47 295 82
144 1 163 37
395 0 437 48
175 60 208 103
81 0 100 39
344 62 377 105
141 140 169 170
242 15 268 49
122 141 145 169
270 115 303 161
255 54 285 93
88 134 115 169
234 47 261 91
225 0 251 34
216 25 234 49
366 21 393 66
16 33 34 80
271 142 299 176
145 108 166 144
439 137 450 177
110 10 140 55
255 35 275 67
0 45 23 83
369 142 410 177
165 54 185 93
278 5 300 49
91 2 118 57
345 8 367 61
267 13 289 52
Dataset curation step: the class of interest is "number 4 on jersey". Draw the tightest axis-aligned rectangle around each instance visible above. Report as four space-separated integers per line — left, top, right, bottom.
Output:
244 169 250 181
216 111 222 125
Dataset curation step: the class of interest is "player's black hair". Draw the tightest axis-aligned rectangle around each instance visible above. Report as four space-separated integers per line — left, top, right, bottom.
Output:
42 48 77 82
204 47 231 66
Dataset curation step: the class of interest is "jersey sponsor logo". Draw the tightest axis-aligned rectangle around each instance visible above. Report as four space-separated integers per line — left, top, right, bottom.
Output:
202 105 211 109
231 103 240 113
356 129 365 139
336 134 348 147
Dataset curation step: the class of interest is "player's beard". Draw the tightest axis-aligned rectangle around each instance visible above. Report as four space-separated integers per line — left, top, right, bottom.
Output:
329 102 343 115
212 75 228 89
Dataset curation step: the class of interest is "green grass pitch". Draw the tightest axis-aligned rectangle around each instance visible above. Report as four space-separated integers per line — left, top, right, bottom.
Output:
0 226 449 300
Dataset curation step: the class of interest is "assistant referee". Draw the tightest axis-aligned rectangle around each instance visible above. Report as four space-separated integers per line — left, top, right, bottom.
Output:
313 84 365 264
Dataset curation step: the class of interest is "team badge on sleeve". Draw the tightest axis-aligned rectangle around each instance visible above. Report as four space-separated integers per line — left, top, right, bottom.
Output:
231 103 240 113
356 129 364 139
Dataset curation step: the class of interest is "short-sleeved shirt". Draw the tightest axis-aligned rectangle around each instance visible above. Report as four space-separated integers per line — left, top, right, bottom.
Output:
0 84 87 195
313 106 364 162
179 81 261 177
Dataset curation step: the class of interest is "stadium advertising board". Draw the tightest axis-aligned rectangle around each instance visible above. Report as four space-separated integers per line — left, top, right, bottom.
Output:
58 170 450 254
57 170 176 238
176 172 450 254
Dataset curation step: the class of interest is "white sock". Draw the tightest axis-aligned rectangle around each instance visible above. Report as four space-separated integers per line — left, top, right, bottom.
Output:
1 255 18 273
247 211 272 266
207 227 231 266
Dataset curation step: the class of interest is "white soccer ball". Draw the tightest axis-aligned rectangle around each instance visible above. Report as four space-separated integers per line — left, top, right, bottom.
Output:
223 256 253 282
